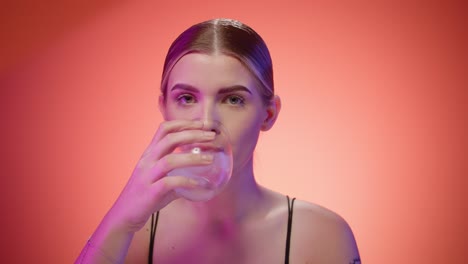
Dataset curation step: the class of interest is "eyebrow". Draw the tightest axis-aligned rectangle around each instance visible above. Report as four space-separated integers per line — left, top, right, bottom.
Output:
170 83 252 94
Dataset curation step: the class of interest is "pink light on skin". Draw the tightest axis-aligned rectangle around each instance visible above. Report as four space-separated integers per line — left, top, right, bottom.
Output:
1 1 464 263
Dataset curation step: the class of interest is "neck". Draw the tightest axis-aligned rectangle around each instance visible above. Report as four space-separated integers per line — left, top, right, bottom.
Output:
177 158 264 222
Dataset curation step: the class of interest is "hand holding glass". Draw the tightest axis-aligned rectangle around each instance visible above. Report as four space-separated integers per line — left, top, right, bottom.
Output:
167 121 233 202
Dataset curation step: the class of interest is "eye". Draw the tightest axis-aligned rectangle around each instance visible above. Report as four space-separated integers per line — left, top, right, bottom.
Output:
224 95 245 106
176 94 196 105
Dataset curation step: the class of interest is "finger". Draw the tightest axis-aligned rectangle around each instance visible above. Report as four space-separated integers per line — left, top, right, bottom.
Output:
149 175 205 207
156 175 203 192
142 120 204 158
152 120 204 147
148 152 214 182
149 129 216 161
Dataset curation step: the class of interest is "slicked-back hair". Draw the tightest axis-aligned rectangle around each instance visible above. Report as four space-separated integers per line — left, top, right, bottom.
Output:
160 18 274 105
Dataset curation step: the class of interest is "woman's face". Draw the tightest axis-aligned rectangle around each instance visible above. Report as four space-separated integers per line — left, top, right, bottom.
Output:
161 53 274 174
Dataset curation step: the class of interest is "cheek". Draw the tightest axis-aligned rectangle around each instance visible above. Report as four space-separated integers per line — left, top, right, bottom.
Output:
226 115 263 164
163 104 195 121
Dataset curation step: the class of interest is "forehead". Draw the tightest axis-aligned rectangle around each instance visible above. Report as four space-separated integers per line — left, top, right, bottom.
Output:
167 53 258 92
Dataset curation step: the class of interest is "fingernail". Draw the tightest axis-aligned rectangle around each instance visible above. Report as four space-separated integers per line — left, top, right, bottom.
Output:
203 131 216 139
188 177 211 188
189 178 200 186
201 154 214 161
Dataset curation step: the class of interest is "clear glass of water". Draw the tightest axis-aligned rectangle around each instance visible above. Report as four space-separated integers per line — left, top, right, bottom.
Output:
167 120 233 202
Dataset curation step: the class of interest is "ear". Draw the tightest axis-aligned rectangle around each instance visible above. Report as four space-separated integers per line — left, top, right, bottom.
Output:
261 95 281 131
158 95 167 119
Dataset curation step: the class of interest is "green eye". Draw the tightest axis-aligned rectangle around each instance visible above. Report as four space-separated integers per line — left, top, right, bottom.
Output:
226 95 245 105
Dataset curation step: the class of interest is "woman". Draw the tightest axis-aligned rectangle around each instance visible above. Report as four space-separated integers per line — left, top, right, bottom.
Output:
76 18 360 264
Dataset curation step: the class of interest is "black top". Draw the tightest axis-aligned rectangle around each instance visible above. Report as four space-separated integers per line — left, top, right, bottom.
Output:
148 196 296 264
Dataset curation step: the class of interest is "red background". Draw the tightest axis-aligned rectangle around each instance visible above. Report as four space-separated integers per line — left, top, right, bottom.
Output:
1 0 466 263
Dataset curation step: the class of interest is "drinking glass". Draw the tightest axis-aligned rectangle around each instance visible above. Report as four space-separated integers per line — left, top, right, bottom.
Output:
167 121 233 202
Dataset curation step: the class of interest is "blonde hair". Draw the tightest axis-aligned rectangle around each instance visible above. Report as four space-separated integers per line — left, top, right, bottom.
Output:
160 18 274 105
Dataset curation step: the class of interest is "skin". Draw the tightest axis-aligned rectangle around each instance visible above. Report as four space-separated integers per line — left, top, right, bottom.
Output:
75 52 360 263
125 53 360 263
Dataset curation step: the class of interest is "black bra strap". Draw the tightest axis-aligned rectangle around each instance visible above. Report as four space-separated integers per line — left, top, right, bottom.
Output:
149 198 296 264
148 211 159 264
285 196 296 264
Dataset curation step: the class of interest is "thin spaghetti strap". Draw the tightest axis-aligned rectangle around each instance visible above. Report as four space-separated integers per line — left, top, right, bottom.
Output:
285 196 296 264
148 211 160 264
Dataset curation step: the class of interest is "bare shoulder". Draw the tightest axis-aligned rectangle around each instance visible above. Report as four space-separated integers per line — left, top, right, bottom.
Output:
290 199 361 263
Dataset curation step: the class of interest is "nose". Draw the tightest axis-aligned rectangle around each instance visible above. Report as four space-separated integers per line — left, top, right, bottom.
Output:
196 99 221 134
202 119 221 134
